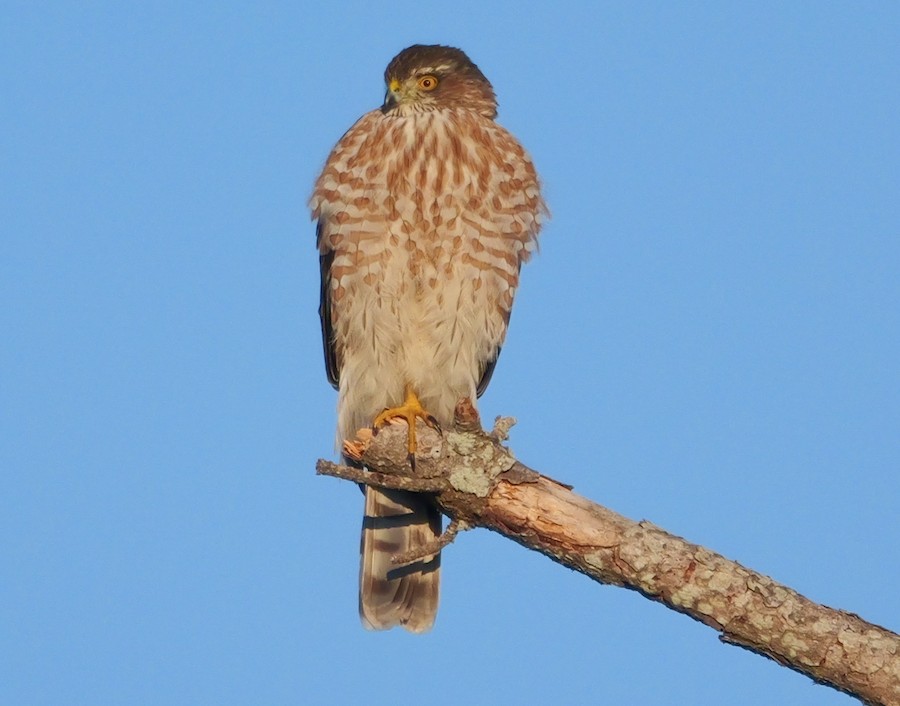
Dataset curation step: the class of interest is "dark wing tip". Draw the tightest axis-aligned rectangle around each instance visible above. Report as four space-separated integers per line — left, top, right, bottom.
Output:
317 224 339 390
476 348 501 398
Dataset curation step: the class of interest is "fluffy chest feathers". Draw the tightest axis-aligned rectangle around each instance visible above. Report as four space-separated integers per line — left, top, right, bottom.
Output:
312 108 543 271
311 107 545 431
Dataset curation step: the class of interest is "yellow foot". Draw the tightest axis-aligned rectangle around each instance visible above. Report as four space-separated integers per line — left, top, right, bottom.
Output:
372 386 440 458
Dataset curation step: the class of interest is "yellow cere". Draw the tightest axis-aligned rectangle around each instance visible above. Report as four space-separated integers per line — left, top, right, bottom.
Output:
389 79 401 93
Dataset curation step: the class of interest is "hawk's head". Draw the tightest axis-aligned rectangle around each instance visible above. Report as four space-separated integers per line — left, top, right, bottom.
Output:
382 45 497 119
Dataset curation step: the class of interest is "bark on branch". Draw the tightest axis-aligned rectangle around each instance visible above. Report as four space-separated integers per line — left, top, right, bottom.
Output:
316 400 900 706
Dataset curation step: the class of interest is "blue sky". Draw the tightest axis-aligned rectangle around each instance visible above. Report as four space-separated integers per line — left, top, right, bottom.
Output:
2 2 898 704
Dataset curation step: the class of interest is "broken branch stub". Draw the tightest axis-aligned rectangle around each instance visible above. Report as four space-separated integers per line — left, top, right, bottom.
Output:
315 400 900 706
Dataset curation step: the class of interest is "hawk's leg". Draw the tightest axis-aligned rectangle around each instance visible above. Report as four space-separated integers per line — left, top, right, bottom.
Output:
372 385 440 458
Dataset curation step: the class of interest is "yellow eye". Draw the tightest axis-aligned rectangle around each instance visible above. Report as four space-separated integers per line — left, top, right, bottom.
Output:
417 75 439 91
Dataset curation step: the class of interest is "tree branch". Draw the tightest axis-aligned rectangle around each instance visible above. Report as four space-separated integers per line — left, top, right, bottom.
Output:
316 400 900 706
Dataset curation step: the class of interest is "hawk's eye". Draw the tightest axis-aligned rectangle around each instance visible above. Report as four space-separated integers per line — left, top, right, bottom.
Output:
417 75 439 91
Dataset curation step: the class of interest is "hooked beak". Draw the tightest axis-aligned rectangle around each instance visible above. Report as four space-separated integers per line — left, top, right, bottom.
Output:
382 78 401 112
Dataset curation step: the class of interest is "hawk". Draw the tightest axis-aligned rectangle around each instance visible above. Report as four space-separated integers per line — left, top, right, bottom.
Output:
311 45 546 632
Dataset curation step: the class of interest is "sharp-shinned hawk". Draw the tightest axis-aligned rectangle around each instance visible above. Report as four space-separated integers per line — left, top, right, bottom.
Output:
311 44 546 632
